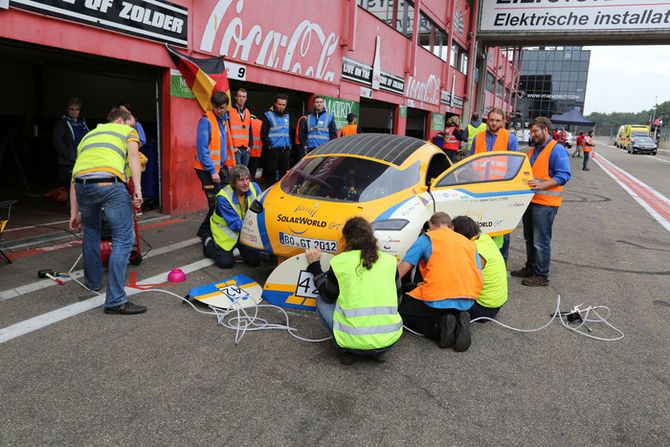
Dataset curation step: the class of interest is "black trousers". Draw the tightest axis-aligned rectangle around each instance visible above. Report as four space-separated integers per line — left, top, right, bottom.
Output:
194 168 227 239
264 148 290 185
203 237 260 269
399 295 457 341
248 156 262 180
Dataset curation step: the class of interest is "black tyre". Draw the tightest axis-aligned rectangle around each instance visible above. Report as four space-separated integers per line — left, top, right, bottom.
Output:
129 251 143 265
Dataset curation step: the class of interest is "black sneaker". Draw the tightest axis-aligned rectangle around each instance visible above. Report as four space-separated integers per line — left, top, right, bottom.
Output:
338 350 357 366
522 276 549 287
438 313 457 349
583 168 590 171
104 302 147 315
370 353 387 363
454 311 472 352
511 267 534 278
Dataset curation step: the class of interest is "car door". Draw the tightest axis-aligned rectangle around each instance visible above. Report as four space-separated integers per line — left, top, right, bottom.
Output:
429 151 535 236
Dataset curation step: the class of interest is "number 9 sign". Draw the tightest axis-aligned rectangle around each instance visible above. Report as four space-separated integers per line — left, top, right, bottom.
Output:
226 62 247 81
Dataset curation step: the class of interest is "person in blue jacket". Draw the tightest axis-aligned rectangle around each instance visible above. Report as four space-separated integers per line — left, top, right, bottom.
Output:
203 165 262 268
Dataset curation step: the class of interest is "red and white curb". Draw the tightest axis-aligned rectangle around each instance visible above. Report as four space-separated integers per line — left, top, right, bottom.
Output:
593 152 670 233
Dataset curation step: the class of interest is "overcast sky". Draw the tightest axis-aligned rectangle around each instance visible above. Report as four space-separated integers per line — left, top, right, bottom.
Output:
584 46 670 115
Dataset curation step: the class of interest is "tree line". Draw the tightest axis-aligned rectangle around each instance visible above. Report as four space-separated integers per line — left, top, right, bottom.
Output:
586 100 669 136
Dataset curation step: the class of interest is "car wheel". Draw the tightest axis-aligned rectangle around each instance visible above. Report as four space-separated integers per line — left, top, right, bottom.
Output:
627 145 631 154
652 151 657 156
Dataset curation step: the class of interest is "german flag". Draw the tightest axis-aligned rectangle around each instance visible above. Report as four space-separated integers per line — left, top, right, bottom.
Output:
165 44 230 112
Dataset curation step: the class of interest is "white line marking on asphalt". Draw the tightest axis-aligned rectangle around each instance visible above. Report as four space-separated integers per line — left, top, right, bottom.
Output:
5 215 169 250
593 153 670 233
4 219 70 232
0 258 214 344
0 238 201 302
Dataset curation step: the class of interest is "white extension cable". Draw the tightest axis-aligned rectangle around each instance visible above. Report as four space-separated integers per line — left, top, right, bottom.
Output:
70 276 331 344
71 271 621 343
470 294 624 342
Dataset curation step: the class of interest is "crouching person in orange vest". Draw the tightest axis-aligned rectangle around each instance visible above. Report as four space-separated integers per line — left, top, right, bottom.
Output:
398 212 483 352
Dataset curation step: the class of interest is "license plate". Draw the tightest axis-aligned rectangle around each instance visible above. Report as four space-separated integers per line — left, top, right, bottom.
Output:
279 232 338 253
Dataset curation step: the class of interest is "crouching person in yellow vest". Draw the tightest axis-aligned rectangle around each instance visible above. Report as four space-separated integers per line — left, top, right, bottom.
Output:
305 217 403 365
203 165 262 269
398 212 483 352
452 216 508 321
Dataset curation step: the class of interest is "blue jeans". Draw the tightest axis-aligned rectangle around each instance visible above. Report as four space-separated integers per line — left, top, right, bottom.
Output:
316 295 335 331
522 203 559 280
75 182 133 308
583 151 590 169
235 149 250 167
500 233 510 262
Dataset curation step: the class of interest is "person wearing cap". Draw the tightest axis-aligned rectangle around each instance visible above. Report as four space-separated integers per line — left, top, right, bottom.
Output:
340 113 359 136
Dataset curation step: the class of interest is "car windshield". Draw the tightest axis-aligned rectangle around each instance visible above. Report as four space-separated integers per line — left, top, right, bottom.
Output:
281 156 420 202
631 132 648 138
634 137 654 144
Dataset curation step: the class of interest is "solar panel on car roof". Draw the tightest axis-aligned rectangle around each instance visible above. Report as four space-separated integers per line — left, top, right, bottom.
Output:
309 133 426 166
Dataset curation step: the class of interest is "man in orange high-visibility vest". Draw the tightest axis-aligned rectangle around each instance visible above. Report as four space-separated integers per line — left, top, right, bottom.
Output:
228 88 252 167
511 116 571 287
470 107 520 262
195 92 233 240
398 212 483 352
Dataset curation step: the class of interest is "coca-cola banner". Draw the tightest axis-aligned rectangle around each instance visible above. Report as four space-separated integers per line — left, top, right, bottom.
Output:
197 0 341 83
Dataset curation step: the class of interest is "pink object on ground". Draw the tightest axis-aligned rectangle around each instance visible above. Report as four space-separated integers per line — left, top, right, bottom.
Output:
167 268 186 283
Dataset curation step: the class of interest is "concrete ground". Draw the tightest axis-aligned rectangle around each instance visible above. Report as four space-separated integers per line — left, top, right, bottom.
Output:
1 141 669 446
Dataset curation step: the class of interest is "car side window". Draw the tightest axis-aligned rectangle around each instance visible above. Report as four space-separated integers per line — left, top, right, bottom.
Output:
435 153 525 187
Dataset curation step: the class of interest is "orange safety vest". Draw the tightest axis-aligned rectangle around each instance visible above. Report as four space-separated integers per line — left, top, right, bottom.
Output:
340 124 358 136
528 140 564 207
443 126 460 151
295 115 306 145
473 128 510 154
582 136 593 153
408 227 483 302
228 107 251 148
195 112 223 171
250 119 263 158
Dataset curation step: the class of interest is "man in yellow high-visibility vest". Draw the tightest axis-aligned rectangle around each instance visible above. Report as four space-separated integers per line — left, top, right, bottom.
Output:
69 107 145 315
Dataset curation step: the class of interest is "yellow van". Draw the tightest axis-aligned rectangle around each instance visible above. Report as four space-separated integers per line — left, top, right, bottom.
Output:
617 124 650 150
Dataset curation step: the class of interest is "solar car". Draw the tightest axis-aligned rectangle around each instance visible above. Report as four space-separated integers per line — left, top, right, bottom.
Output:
240 133 535 260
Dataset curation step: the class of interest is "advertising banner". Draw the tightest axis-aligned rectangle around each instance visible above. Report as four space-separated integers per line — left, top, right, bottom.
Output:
431 113 445 132
480 0 670 34
10 0 188 46
323 96 360 130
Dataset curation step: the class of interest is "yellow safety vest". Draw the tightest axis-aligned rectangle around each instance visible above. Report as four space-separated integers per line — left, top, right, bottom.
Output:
475 233 508 309
72 123 138 182
331 250 402 351
467 122 487 151
210 184 259 250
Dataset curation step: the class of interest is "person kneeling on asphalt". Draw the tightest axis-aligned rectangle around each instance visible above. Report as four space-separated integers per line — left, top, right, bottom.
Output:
305 217 403 365
203 165 262 269
451 216 508 321
398 212 483 352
